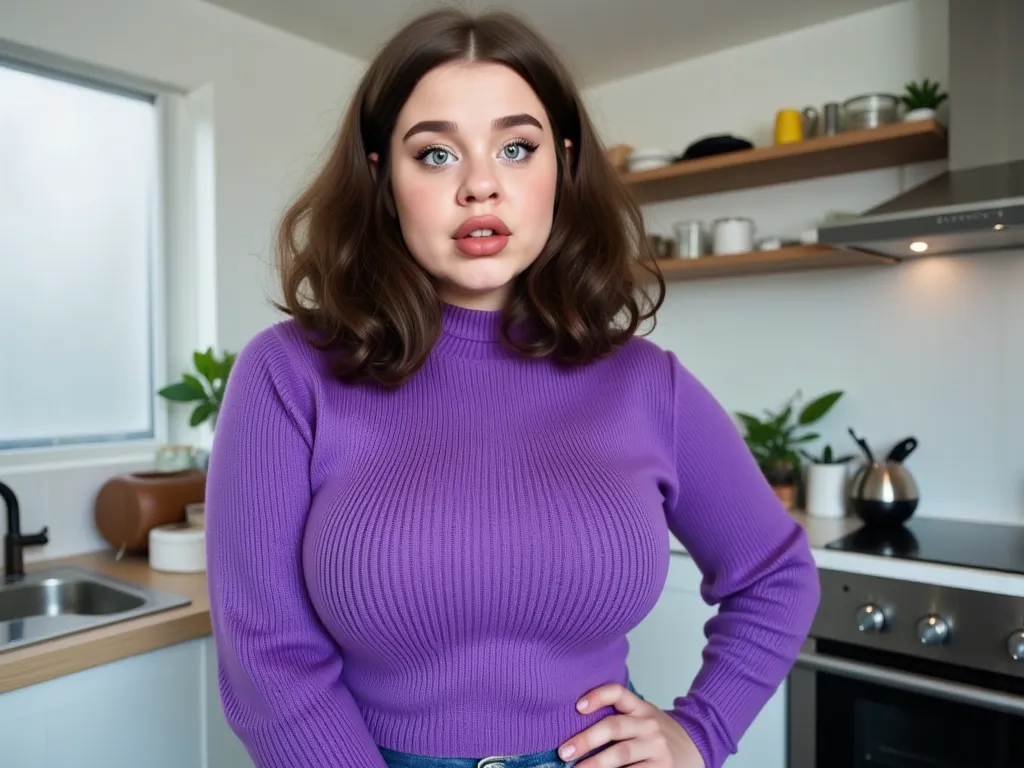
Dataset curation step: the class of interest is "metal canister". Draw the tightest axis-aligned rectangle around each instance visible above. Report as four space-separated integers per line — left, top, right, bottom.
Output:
823 102 840 136
672 220 706 259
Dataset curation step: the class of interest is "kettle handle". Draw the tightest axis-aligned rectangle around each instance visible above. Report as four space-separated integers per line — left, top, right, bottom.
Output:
887 437 919 463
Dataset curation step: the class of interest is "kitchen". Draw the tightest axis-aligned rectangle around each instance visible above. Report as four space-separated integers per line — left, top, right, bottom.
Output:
1 0 1022 766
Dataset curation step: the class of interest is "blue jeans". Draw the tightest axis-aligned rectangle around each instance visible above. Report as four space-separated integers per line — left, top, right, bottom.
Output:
378 681 646 768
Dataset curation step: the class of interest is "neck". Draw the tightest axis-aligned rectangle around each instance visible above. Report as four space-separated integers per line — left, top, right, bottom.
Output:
437 282 509 312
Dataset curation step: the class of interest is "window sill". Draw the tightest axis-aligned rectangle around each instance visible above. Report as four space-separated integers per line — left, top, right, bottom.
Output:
0 440 162 473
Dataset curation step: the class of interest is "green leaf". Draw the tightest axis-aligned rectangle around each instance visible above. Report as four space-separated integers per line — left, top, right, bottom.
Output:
190 401 217 427
792 432 820 443
193 348 217 384
798 391 843 424
735 412 765 435
158 382 206 403
182 373 208 397
770 404 792 431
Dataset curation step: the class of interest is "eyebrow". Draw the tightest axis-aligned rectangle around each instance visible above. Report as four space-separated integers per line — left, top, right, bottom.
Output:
401 113 544 142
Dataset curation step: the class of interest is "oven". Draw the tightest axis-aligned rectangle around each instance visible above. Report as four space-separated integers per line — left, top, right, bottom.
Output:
787 568 1024 767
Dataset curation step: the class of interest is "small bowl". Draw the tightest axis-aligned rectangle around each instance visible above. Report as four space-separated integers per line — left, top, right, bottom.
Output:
627 149 676 173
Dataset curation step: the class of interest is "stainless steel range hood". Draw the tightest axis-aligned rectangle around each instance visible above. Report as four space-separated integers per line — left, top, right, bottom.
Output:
817 0 1024 258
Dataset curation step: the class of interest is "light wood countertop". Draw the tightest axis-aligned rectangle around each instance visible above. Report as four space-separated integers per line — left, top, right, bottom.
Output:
0 550 210 694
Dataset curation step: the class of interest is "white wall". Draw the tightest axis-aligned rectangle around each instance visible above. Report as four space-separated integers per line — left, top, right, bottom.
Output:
0 0 365 559
585 0 1024 524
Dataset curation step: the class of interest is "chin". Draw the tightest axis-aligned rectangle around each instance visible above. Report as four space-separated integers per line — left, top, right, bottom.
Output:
444 253 532 294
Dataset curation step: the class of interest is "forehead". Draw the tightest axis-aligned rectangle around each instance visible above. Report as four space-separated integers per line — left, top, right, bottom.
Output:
395 62 549 132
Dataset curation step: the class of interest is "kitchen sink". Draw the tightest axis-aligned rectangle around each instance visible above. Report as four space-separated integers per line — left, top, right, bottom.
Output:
0 566 191 653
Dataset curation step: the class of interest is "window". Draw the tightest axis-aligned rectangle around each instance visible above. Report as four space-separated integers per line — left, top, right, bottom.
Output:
0 58 163 451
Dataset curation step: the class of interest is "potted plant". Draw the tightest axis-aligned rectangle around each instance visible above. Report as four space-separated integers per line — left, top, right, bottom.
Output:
901 78 948 122
735 390 844 510
157 347 236 526
800 443 856 519
158 347 237 434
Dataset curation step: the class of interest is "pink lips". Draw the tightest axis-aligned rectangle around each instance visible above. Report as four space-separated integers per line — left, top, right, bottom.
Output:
452 215 511 257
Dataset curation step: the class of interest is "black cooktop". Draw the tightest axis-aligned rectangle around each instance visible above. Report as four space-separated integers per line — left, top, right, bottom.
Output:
825 517 1024 576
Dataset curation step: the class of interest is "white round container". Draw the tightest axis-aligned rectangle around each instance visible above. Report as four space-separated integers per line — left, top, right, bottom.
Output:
627 148 675 173
712 217 755 255
149 523 206 573
806 463 850 519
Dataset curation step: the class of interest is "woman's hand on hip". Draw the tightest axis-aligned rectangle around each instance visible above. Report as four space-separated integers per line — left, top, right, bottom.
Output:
558 682 705 768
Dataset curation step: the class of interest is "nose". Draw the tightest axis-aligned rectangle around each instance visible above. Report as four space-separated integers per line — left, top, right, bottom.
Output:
457 155 502 206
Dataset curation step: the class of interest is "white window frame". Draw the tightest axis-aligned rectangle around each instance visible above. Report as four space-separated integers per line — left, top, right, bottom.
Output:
0 41 216 472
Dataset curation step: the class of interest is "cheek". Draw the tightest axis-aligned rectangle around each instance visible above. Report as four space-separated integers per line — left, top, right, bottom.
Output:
393 171 444 234
517 157 559 235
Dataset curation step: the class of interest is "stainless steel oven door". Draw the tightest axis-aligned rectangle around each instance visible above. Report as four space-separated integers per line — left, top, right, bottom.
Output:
788 637 1024 768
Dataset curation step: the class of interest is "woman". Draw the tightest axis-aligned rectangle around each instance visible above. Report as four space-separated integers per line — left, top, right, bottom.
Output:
205 7 820 768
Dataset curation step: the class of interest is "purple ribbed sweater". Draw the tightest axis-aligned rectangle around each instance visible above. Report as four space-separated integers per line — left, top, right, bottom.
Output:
205 303 820 768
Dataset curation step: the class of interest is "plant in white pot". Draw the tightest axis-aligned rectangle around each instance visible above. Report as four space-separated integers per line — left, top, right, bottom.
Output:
735 390 844 511
901 78 948 122
801 443 856 519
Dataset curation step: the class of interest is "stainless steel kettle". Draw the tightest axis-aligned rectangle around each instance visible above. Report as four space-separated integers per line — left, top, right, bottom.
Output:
848 434 920 526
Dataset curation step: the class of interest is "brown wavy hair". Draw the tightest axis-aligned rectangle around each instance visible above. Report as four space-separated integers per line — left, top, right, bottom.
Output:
273 6 664 388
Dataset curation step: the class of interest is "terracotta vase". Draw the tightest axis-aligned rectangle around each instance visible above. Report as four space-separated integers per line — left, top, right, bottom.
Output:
772 483 798 511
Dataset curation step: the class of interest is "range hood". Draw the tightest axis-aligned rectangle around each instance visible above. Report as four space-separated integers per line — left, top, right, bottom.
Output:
817 0 1024 258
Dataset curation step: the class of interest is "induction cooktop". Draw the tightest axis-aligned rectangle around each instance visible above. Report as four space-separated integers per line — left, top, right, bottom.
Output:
825 516 1024 576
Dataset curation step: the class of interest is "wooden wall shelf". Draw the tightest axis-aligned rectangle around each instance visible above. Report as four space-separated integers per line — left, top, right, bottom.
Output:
622 119 948 204
634 245 898 283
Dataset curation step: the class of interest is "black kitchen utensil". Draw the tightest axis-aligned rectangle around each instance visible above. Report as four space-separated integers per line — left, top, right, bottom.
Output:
887 436 919 463
848 427 874 462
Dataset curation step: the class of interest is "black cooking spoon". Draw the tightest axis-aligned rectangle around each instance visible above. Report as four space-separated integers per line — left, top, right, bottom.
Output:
848 427 874 462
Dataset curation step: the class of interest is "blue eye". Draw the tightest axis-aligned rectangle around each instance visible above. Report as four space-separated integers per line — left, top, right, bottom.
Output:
502 140 539 163
416 145 456 167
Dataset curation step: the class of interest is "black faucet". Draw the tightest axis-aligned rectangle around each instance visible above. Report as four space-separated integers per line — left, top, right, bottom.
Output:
0 480 49 580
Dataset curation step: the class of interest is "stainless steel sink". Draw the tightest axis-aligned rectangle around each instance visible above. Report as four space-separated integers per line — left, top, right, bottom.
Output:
0 566 192 652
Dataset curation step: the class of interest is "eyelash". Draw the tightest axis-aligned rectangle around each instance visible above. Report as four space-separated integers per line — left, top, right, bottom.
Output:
414 138 540 167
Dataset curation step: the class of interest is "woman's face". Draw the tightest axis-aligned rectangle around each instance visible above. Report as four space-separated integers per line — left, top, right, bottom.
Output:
383 62 564 311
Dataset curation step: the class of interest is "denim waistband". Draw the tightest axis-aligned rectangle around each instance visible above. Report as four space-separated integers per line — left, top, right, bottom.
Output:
377 680 645 768
378 744 569 768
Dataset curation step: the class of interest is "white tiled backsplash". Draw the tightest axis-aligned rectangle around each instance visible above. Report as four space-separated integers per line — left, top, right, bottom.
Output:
2 457 152 562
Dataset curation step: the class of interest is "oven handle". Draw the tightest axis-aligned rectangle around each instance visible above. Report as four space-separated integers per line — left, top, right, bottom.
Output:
795 650 1024 716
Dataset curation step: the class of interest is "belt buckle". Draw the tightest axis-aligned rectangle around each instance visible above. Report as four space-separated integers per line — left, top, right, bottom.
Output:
476 756 512 768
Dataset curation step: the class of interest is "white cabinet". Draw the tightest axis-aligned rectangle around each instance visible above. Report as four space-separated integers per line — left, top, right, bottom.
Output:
0 636 253 768
1 640 203 768
203 634 255 767
626 553 786 768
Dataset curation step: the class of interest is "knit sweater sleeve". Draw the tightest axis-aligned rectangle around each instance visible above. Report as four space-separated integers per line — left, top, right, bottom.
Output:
205 327 387 768
660 351 821 768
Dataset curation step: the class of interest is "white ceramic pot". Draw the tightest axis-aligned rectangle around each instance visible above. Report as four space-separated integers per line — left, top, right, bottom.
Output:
903 107 936 122
711 217 755 255
806 463 850 519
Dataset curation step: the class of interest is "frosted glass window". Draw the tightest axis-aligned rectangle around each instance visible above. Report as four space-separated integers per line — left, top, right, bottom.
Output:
0 61 160 450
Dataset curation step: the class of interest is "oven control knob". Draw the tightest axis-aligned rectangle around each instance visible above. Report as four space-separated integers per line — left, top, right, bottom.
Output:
1008 630 1024 661
855 604 886 633
917 614 951 645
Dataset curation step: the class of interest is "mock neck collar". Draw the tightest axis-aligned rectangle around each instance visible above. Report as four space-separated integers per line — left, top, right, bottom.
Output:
439 302 504 342
435 302 533 361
